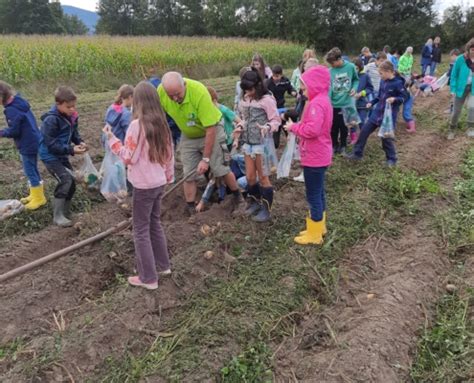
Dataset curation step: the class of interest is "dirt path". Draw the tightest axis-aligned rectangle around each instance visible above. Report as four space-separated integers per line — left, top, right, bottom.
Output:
274 90 471 382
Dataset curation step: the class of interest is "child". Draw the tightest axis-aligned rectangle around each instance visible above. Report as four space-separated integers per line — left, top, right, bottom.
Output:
390 49 400 70
398 47 414 80
39 86 87 227
291 49 317 92
0 81 46 210
251 53 273 80
446 49 461 115
353 58 374 144
234 66 251 111
365 52 387 94
103 81 174 290
235 68 280 223
266 64 297 148
326 47 359 155
284 65 333 245
207 86 241 151
403 75 417 133
346 61 408 166
104 84 133 144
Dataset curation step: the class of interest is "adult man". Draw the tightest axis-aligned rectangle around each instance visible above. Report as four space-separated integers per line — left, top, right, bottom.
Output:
158 72 245 215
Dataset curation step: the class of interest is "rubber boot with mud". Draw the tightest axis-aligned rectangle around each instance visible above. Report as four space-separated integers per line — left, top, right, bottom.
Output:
294 217 324 245
244 183 261 216
64 199 72 219
53 198 73 227
253 187 273 223
300 211 327 236
24 185 47 210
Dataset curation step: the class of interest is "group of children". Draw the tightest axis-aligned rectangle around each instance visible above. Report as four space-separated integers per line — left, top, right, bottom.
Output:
1 39 471 290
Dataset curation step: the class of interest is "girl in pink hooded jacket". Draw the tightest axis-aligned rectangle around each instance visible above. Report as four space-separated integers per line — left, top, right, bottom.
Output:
285 65 333 245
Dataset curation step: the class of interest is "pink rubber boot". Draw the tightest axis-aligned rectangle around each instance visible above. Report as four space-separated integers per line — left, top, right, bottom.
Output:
406 120 416 133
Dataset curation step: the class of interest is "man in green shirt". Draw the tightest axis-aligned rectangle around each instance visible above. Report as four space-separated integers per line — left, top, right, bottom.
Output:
158 72 245 215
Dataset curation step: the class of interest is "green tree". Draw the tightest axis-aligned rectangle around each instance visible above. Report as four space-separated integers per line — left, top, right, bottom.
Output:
96 0 149 35
63 14 89 35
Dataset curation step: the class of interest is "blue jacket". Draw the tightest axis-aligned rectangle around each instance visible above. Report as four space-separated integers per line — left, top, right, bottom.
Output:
369 74 408 125
359 54 375 67
39 106 82 163
356 72 374 109
450 54 474 99
104 104 132 144
0 95 40 156
421 44 432 66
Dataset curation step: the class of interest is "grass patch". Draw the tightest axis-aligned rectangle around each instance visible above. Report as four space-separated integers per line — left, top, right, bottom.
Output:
411 291 474 383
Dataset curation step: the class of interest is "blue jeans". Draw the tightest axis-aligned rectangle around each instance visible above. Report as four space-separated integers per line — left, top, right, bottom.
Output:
353 120 398 163
430 62 438 76
421 62 431 77
21 154 41 187
357 108 368 129
303 166 327 221
403 94 414 122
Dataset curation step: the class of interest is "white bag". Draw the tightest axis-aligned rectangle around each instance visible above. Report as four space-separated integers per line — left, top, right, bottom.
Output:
277 133 297 179
0 200 24 221
75 153 100 191
100 145 128 203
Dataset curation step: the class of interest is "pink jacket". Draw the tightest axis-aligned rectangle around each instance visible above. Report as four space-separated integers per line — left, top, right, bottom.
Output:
290 65 333 168
109 119 174 190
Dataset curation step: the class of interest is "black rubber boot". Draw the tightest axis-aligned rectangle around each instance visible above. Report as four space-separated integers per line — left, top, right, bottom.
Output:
253 186 273 223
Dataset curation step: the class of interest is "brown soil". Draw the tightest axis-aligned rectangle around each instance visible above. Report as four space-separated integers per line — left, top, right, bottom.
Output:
0 87 470 382
274 89 471 382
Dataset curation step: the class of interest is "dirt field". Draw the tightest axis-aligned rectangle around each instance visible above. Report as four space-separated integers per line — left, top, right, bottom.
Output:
0 77 472 382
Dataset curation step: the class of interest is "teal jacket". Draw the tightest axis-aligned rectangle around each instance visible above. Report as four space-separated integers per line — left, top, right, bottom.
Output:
450 54 474 98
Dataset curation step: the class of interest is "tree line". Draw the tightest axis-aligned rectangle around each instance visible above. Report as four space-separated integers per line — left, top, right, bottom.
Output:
0 0 88 35
95 0 474 52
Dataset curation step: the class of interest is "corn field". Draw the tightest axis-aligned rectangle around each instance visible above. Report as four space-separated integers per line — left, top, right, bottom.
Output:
0 35 304 85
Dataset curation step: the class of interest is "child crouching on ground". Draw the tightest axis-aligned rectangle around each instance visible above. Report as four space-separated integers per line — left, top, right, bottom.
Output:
345 61 408 167
39 86 87 227
0 81 46 210
285 65 333 245
103 81 174 290
234 68 280 223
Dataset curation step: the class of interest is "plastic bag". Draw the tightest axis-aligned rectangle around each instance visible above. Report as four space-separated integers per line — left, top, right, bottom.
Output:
434 73 448 90
293 141 301 161
277 132 297 179
377 103 395 139
75 153 100 191
342 99 361 127
262 135 278 176
100 145 128 203
0 200 24 221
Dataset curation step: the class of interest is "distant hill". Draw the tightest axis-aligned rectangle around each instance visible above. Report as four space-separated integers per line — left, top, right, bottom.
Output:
62 5 99 33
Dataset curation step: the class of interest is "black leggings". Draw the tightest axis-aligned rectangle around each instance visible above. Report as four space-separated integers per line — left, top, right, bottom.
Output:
44 159 76 200
331 108 348 149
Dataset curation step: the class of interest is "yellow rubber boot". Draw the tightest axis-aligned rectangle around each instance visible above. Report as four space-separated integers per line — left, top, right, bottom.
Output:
300 211 327 236
24 185 47 210
20 185 33 204
294 217 324 245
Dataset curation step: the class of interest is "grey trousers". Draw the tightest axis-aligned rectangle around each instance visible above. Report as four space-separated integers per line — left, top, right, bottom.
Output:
450 85 474 130
132 185 170 283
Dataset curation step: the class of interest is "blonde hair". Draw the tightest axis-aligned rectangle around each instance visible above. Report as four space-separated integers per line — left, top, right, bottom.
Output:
114 84 134 105
304 58 319 71
303 49 316 61
132 81 172 165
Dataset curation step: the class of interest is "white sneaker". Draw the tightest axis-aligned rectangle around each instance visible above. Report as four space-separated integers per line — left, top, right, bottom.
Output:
159 269 172 276
293 172 305 183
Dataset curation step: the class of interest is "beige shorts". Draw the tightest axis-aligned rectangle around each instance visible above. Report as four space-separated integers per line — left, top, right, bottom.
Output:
179 121 230 180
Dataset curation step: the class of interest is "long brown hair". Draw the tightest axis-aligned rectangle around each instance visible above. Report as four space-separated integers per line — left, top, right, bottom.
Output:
114 84 134 105
132 81 172 165
251 53 267 80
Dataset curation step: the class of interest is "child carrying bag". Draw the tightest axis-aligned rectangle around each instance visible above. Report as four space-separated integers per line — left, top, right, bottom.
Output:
377 103 395 139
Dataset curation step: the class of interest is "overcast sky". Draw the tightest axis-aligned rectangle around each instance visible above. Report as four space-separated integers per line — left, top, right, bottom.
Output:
59 0 474 14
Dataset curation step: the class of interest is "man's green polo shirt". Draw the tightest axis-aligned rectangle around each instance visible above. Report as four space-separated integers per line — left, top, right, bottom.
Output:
158 78 222 139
